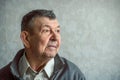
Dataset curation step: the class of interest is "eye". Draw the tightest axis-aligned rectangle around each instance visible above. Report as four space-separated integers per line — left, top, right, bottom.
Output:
43 29 50 32
41 28 50 34
55 28 60 33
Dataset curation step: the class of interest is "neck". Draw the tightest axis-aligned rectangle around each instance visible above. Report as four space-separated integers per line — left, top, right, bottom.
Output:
25 49 51 72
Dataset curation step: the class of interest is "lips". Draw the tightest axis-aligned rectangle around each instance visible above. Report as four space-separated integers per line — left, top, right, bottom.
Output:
47 41 57 48
48 45 57 48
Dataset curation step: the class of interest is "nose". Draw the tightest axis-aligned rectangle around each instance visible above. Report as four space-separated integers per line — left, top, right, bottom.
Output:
50 30 58 41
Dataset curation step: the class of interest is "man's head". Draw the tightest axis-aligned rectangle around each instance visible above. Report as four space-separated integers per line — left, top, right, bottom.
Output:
20 9 61 59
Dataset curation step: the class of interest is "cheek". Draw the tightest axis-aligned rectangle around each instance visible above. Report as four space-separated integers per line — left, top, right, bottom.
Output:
58 36 61 46
39 37 50 49
29 35 41 47
30 38 39 49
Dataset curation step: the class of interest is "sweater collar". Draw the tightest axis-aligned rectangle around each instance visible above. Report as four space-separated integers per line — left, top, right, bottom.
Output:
10 49 65 78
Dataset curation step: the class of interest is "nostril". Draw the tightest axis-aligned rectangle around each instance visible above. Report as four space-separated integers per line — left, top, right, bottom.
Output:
50 34 57 41
50 38 56 41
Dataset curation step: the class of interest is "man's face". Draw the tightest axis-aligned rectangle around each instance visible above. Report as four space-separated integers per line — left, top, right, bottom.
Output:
28 17 61 59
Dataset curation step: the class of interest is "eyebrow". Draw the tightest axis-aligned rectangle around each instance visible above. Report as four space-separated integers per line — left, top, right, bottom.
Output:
42 24 60 28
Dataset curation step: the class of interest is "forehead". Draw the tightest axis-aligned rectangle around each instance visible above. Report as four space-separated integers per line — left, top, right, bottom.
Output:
33 17 59 28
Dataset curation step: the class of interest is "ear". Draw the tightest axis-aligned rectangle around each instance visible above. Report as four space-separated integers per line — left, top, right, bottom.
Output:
20 31 31 48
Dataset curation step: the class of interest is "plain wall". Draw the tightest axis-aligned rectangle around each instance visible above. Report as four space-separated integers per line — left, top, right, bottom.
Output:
0 0 120 80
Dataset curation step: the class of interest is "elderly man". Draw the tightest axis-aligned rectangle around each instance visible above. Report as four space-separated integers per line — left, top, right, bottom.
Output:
0 9 85 80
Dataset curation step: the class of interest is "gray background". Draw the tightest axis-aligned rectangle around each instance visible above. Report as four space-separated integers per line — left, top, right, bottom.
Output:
0 0 120 80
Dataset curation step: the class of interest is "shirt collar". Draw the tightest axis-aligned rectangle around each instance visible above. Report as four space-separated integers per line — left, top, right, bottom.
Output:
19 52 54 78
18 52 29 77
44 58 54 78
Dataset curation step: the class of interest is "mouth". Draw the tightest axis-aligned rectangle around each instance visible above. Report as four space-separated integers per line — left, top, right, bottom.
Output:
47 45 57 48
47 41 58 49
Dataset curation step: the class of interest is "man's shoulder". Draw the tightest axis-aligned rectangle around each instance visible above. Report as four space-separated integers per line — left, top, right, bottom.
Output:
0 63 11 73
0 62 13 79
61 57 80 69
59 57 86 80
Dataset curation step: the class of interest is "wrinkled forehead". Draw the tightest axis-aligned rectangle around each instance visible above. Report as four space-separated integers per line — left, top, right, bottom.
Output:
33 17 60 28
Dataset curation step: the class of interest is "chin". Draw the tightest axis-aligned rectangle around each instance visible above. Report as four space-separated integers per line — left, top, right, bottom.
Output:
44 52 57 58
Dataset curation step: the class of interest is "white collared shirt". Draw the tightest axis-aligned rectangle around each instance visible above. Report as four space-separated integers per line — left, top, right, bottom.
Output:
18 53 54 80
